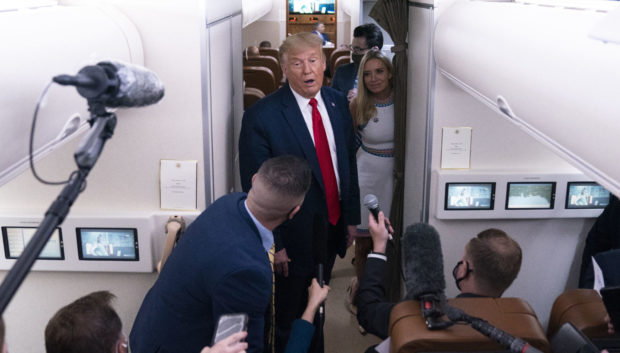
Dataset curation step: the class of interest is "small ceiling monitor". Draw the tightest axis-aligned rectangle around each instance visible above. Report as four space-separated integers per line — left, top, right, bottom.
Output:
76 228 139 261
1 226 64 260
444 183 495 210
566 182 610 209
288 0 335 15
506 182 555 210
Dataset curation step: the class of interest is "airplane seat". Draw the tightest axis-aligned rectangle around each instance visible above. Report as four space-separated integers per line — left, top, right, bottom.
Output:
259 47 279 62
243 56 283 85
333 55 351 75
244 87 265 110
243 66 277 95
329 48 350 75
547 289 609 339
389 297 550 353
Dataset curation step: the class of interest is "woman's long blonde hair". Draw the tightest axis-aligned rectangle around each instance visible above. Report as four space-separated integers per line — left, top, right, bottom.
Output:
352 50 394 127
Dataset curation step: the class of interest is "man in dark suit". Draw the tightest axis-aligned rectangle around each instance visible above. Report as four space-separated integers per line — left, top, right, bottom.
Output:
356 212 522 340
312 22 330 45
331 23 383 102
239 32 360 353
129 156 312 353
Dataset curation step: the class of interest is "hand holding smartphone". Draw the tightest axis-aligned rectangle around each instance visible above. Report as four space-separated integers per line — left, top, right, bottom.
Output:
213 313 248 345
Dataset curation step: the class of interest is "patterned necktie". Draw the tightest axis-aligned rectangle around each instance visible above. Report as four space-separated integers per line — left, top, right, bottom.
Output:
267 244 275 353
309 98 341 225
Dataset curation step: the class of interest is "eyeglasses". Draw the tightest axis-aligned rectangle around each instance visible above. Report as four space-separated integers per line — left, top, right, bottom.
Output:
347 45 370 55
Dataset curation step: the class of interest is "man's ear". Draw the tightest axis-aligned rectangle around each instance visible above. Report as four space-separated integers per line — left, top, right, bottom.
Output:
288 205 302 219
251 173 258 186
371 45 379 50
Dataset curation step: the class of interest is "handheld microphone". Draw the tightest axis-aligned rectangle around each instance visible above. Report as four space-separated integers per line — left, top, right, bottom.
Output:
312 214 327 320
53 60 165 108
403 223 452 330
445 306 543 353
363 194 392 240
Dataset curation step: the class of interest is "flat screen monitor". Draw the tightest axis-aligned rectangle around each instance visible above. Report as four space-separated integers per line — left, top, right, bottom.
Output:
506 182 555 210
444 183 495 210
566 182 610 209
1 226 64 260
76 228 139 261
288 0 335 14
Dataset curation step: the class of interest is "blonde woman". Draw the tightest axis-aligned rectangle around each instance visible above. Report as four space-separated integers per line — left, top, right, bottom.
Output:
348 50 394 312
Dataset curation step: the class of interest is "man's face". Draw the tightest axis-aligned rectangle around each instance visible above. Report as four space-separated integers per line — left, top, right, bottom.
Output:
351 36 369 66
282 45 326 99
317 23 325 33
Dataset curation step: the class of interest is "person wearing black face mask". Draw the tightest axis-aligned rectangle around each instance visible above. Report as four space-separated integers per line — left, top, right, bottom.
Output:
451 229 523 298
356 226 523 341
331 23 384 102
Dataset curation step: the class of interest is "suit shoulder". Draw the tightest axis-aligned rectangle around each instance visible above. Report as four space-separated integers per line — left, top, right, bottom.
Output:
322 86 346 101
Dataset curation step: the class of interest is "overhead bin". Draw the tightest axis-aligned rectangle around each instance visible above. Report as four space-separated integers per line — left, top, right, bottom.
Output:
0 3 143 187
434 0 620 197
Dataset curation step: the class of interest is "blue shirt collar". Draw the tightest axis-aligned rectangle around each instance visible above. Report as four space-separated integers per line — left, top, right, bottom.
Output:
244 200 274 252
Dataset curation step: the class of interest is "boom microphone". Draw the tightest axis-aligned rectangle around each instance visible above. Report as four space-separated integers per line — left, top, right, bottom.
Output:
445 306 543 353
403 223 452 330
53 60 164 108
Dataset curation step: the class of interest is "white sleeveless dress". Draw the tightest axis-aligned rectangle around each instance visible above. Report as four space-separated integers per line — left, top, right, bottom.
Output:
356 101 395 234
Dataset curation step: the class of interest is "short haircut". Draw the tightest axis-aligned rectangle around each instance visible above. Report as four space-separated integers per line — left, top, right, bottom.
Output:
466 229 522 297
279 32 324 63
259 40 272 48
45 291 122 353
353 23 384 50
257 155 312 200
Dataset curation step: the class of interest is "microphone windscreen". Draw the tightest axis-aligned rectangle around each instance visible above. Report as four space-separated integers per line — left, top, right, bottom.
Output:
403 223 446 300
99 61 165 108
363 194 379 209
312 213 327 265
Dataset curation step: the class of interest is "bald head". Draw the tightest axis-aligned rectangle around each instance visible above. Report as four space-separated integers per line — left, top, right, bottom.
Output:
247 46 260 58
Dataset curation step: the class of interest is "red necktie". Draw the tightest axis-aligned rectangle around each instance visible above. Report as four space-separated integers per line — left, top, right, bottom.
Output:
309 98 341 225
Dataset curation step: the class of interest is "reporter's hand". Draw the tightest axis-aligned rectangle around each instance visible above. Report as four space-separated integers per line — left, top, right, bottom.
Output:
605 314 615 335
368 211 389 253
200 331 248 353
274 248 291 277
301 278 330 322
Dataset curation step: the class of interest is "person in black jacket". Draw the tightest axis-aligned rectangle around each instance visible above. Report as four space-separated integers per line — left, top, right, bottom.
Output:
356 212 522 339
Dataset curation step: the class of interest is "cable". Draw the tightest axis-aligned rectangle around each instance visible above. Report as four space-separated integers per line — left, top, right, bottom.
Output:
29 81 70 185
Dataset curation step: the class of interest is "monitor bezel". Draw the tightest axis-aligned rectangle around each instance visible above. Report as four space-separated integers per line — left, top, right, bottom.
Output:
565 181 610 210
76 227 140 261
1 226 65 260
505 182 556 210
444 182 496 211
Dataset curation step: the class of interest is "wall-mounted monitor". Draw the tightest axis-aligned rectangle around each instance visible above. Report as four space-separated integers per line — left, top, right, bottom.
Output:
288 0 335 14
76 228 139 261
444 183 495 210
506 182 556 210
1 226 64 260
566 182 610 209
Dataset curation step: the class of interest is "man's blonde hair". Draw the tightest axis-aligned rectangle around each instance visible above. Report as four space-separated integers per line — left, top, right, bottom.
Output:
279 32 325 64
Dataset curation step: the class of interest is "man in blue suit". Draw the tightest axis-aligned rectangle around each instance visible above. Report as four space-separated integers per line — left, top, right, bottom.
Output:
239 32 360 353
129 156 312 353
331 23 383 102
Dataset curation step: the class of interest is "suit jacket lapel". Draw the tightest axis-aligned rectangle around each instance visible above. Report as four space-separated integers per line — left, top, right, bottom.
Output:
280 85 325 191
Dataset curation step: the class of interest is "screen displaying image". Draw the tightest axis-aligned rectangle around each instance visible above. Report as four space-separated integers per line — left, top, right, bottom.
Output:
445 183 495 210
506 182 555 209
1 227 64 260
566 182 610 209
77 228 139 261
288 0 335 14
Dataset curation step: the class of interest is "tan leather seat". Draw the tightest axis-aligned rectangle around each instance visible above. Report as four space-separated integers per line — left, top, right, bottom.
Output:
547 289 609 339
243 87 265 110
243 66 276 95
329 48 350 75
259 47 279 62
244 56 283 85
389 297 550 353
333 55 351 74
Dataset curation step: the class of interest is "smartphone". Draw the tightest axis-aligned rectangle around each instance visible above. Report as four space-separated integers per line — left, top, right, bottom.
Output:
550 322 600 353
212 313 248 345
601 285 620 331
